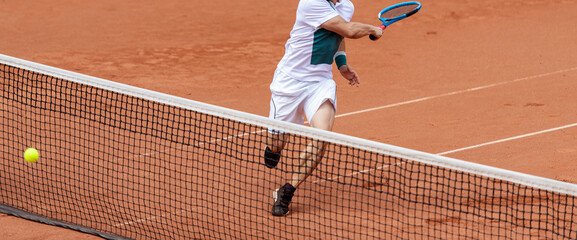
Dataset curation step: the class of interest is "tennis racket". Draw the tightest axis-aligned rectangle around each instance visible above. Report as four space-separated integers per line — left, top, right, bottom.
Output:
369 1 422 40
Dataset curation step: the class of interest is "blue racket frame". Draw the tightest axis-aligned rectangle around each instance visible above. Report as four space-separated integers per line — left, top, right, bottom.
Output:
378 1 422 28
369 1 421 40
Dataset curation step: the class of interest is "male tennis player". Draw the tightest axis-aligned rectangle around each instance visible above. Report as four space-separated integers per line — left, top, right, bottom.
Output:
264 0 383 216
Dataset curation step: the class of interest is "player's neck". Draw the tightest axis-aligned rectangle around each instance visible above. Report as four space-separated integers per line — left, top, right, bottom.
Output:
328 0 340 5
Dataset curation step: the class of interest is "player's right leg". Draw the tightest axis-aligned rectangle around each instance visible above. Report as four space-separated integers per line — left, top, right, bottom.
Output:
270 101 335 216
271 98 336 216
290 100 335 188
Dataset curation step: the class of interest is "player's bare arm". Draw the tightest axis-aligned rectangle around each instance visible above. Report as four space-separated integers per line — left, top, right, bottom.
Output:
320 15 383 39
336 40 360 86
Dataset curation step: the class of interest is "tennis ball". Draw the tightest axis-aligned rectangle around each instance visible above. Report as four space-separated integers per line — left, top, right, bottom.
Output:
24 148 39 163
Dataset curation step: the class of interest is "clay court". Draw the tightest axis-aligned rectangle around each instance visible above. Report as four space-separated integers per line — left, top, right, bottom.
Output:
1 0 577 239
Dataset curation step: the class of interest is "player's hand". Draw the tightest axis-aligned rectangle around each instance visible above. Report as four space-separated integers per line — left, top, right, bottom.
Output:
370 26 383 40
339 65 360 87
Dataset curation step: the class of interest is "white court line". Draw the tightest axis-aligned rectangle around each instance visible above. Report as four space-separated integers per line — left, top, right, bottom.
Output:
113 212 173 227
312 161 406 184
437 122 577 156
336 67 577 118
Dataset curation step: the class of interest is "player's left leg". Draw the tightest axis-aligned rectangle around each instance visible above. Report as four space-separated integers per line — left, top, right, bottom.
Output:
264 69 307 169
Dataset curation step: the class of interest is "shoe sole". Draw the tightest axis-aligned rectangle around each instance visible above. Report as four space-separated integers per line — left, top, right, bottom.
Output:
273 188 278 202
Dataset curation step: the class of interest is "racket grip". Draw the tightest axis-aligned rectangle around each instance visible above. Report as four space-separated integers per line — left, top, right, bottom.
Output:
369 25 386 41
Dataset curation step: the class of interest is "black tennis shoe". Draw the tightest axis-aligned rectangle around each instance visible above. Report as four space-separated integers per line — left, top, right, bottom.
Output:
264 147 281 168
271 183 296 216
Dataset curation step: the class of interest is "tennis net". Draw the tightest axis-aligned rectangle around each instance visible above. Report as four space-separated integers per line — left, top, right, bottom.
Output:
1 53 577 239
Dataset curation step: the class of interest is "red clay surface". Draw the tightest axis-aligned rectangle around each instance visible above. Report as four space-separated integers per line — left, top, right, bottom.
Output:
1 0 577 239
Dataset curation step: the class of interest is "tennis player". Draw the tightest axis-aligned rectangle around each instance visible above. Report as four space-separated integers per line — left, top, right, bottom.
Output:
264 0 383 216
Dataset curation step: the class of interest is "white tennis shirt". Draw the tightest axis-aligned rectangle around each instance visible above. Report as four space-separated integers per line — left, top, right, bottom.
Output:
277 0 354 82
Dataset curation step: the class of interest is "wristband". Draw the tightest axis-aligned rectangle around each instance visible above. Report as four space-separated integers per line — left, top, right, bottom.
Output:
334 51 347 69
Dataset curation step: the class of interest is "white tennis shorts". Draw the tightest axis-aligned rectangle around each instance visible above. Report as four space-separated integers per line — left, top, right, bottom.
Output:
269 69 337 125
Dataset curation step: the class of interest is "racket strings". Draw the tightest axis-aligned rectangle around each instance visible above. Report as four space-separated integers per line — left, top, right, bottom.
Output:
380 4 419 19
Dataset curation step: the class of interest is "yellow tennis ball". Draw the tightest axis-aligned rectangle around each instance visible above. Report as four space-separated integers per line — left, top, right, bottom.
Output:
24 148 39 163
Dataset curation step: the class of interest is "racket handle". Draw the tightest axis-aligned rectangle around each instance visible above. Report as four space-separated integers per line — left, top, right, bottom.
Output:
369 25 386 41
